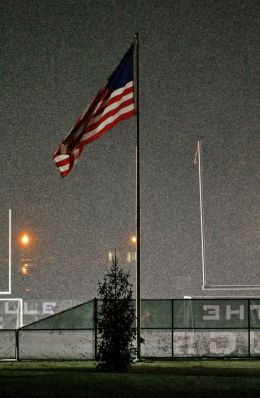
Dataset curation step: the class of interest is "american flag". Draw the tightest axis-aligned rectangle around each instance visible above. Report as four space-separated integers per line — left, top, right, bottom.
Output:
53 45 135 177
193 141 199 165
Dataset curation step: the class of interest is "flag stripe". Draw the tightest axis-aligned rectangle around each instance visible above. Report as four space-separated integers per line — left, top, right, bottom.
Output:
106 81 133 100
59 164 70 172
87 96 134 132
55 154 70 163
56 158 70 168
79 108 136 147
80 104 135 144
72 110 135 150
91 89 134 124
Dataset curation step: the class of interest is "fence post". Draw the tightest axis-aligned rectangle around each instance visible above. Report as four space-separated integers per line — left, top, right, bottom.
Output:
94 297 98 360
15 329 20 361
248 299 251 358
171 299 174 359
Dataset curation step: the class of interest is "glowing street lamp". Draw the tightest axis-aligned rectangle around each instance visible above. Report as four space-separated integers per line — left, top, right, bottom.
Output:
20 233 30 246
127 235 137 263
130 235 137 244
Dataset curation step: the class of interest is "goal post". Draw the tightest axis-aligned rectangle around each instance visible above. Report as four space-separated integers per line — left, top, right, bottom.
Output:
197 141 260 291
0 299 23 329
0 209 12 295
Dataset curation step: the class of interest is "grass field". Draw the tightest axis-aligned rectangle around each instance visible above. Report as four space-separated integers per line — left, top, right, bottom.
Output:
1 360 260 397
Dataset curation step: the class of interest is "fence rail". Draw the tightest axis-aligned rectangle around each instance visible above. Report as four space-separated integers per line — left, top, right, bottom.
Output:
1 299 260 360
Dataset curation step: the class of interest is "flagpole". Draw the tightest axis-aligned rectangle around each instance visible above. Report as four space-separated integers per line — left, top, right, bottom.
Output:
134 32 141 360
197 140 207 288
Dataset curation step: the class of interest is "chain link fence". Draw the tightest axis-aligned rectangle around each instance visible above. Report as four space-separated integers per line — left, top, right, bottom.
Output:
1 298 260 360
0 330 16 359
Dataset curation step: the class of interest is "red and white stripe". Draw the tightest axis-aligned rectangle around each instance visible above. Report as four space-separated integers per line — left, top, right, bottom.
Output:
54 81 135 177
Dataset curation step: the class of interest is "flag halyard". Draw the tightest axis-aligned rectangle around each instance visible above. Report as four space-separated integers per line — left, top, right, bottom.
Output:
53 45 135 177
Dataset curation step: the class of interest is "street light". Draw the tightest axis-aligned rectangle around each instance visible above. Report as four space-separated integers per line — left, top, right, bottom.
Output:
127 235 137 263
130 235 137 244
20 233 30 247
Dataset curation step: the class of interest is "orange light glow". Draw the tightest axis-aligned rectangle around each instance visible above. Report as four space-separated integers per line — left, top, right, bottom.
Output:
20 234 30 246
20 263 29 275
131 235 137 244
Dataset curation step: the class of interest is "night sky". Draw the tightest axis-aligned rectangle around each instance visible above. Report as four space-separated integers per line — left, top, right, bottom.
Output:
1 0 259 302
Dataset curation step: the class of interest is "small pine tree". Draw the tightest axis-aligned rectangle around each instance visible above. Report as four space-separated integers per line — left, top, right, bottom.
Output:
97 253 136 372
